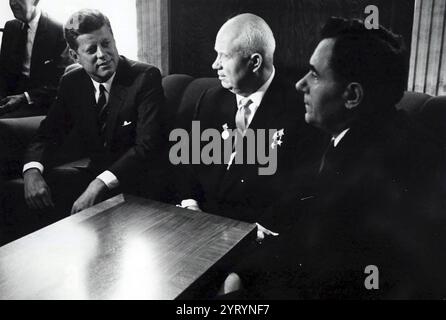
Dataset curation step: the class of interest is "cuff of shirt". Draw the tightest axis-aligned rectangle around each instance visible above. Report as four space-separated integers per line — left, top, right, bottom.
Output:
23 162 44 175
180 199 199 208
24 92 33 105
97 170 119 189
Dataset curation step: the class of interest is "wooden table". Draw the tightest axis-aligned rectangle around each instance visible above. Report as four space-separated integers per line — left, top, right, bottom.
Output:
0 194 256 300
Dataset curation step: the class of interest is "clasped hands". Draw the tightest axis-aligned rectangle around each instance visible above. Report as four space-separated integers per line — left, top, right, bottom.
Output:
24 169 107 214
0 94 27 115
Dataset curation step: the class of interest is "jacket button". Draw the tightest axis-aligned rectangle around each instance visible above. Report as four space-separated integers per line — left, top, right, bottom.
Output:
104 142 107 147
240 179 244 183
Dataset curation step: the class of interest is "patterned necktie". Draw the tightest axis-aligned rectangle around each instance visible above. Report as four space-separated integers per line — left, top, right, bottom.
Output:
235 98 253 134
97 84 108 135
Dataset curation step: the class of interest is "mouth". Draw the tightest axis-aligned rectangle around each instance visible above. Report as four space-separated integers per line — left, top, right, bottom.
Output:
97 61 111 69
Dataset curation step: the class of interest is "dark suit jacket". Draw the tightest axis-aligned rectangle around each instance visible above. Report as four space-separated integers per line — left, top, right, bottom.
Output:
0 12 70 110
178 74 324 223
237 109 446 299
24 56 166 192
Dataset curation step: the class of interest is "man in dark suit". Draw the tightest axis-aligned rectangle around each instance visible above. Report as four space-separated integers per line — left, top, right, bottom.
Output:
177 13 322 229
230 18 446 299
21 9 165 220
0 0 70 118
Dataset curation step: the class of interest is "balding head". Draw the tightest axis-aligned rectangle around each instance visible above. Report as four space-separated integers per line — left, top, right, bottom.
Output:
218 13 275 66
212 13 275 96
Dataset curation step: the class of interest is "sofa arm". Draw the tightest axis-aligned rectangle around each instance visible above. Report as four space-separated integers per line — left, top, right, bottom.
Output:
0 116 44 178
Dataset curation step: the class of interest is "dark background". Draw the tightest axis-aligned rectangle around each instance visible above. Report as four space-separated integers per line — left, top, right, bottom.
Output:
169 0 415 82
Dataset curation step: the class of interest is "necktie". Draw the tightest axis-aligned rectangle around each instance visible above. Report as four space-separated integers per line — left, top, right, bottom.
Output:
17 23 29 72
97 84 108 135
235 98 253 134
229 98 253 167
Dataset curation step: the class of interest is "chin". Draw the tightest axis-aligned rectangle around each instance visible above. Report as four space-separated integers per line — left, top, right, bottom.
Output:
220 80 229 88
304 113 312 124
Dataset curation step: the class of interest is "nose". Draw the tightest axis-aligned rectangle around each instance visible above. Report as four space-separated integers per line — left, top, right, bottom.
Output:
295 74 308 92
212 55 221 70
97 45 107 59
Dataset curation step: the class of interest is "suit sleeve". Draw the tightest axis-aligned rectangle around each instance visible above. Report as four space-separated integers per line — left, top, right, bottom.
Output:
23 77 73 166
173 89 208 202
107 67 166 186
0 21 14 99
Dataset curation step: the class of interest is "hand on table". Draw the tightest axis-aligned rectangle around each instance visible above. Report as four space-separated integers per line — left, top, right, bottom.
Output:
71 178 107 214
256 223 279 244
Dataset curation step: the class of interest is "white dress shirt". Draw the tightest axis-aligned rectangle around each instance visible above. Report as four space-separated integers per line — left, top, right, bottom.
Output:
23 73 120 190
333 128 350 147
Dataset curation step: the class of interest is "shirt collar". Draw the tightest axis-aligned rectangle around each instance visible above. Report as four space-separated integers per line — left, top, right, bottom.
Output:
333 128 350 147
27 7 41 32
236 66 275 108
91 73 116 94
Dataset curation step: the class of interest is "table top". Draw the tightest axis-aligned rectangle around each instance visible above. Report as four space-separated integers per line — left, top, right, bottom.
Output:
0 194 256 300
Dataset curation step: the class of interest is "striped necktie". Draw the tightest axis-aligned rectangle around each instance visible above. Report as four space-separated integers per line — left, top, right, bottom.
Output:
97 84 108 135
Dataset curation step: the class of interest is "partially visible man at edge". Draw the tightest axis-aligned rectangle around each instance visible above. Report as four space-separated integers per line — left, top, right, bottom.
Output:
0 0 71 118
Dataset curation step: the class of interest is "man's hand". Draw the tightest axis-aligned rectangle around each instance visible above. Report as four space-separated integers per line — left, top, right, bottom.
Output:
256 223 279 243
176 203 202 211
0 94 27 115
24 168 54 210
185 204 202 211
71 178 107 215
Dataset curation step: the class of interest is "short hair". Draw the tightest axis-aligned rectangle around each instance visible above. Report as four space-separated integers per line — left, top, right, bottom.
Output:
227 13 276 65
320 17 407 111
64 9 113 51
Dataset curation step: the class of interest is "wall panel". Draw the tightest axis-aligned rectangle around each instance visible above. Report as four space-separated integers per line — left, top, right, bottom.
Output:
169 0 415 83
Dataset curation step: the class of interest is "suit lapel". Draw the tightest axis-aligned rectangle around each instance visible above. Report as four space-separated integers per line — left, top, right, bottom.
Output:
30 13 48 75
220 90 238 128
249 77 284 130
104 58 128 144
78 72 103 147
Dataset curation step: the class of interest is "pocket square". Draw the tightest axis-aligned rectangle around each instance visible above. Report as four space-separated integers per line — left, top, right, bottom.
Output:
122 121 132 127
44 60 53 65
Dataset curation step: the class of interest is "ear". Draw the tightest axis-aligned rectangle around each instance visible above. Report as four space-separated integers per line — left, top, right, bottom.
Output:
342 82 363 110
249 53 263 73
69 48 79 63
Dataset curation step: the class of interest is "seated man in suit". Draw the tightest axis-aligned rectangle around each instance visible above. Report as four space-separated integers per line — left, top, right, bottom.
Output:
229 17 446 299
0 0 71 118
177 13 322 230
13 9 166 226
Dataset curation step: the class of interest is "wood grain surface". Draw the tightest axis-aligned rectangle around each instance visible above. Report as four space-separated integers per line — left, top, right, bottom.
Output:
0 194 256 300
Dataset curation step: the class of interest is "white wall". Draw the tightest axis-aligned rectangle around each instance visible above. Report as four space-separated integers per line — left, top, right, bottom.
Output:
1 0 138 60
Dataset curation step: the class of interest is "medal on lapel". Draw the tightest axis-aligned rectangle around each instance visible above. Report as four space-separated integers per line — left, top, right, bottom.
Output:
221 123 230 140
271 128 285 149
